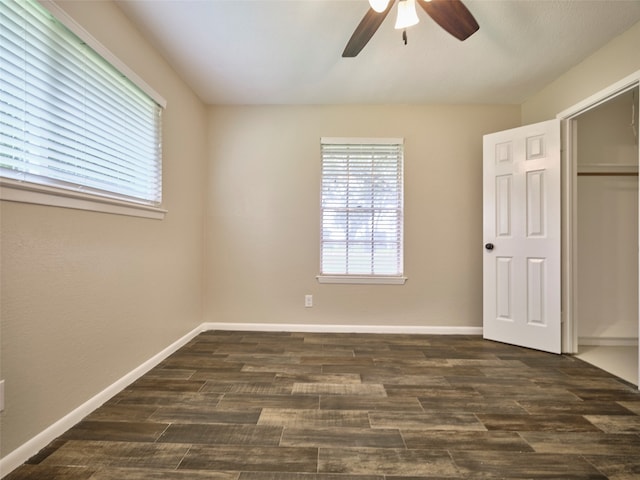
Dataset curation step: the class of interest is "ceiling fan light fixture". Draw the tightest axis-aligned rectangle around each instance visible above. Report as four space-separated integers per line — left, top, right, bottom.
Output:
368 0 390 13
394 0 419 30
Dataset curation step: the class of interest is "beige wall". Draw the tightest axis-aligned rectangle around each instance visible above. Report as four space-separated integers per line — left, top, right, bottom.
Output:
204 105 521 328
0 0 208 458
522 20 640 124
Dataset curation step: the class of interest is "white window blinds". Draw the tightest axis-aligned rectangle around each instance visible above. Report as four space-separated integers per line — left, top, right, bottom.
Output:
0 0 163 206
320 137 404 277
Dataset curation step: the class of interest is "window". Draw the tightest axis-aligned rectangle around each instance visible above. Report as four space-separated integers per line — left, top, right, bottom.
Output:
0 0 166 217
319 137 405 284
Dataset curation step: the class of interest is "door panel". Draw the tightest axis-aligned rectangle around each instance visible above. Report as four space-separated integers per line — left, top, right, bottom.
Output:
527 170 545 236
483 119 561 354
496 257 512 319
496 175 512 236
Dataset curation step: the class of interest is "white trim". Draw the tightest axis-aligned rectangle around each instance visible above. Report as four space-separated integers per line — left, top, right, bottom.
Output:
36 0 166 108
0 181 167 220
561 118 580 355
0 325 204 477
320 137 404 145
201 322 483 335
0 321 482 477
579 337 639 347
556 69 640 357
317 275 407 285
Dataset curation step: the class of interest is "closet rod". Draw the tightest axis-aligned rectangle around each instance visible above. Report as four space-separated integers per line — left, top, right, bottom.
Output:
578 172 638 176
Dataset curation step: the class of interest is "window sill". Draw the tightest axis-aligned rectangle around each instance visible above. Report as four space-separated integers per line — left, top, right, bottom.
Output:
0 180 167 220
316 275 407 285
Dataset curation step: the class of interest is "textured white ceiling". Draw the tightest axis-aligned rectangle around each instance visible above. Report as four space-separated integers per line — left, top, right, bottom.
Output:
115 0 640 105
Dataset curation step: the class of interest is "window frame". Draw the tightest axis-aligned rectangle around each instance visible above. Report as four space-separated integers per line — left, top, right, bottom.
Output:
317 137 407 285
0 0 167 219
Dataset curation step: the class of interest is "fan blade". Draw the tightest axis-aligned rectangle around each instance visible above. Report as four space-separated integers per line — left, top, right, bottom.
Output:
342 0 396 58
418 0 479 41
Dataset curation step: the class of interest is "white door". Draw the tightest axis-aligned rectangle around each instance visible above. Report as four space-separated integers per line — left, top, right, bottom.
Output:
483 119 561 354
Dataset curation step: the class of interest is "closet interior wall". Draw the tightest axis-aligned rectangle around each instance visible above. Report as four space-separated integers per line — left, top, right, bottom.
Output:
576 87 639 383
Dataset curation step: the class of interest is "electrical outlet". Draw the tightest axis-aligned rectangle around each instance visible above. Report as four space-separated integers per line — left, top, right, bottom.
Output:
0 380 5 412
304 294 313 308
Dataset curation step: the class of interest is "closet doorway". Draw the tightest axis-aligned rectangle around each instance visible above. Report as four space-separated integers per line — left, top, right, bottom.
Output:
573 87 639 385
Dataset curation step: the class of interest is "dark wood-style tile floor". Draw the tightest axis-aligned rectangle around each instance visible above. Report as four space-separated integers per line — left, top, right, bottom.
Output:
7 331 640 479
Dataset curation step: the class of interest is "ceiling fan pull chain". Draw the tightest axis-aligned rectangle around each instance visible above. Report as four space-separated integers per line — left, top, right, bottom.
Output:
402 29 408 45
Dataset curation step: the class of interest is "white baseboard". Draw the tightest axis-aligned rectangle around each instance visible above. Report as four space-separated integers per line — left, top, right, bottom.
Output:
201 322 483 336
1 321 481 478
579 336 639 347
0 324 205 478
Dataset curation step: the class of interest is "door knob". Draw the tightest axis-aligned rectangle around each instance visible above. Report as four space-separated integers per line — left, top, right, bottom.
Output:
485 243 494 251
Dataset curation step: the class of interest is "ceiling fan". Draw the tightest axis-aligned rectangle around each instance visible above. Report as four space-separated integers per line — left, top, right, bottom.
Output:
343 0 479 57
